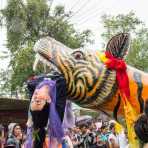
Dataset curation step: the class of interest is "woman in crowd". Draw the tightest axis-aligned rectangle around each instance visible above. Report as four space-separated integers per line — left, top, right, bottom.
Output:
6 123 23 148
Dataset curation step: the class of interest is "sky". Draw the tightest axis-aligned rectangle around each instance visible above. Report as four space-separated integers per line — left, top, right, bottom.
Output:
1 0 148 70
52 0 148 48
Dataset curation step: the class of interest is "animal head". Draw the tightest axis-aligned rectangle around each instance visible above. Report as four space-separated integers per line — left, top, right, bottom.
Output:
33 33 130 108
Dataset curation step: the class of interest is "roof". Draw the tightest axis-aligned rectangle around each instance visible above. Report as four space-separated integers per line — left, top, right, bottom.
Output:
0 97 29 111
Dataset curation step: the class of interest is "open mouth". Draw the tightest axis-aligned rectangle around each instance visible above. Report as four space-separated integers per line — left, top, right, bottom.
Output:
33 53 61 73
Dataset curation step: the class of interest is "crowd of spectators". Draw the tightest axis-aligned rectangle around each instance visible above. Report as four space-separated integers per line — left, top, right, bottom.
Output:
64 119 129 148
0 123 26 148
0 118 128 148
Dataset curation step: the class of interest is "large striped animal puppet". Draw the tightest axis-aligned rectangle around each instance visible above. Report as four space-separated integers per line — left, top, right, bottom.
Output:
27 33 148 147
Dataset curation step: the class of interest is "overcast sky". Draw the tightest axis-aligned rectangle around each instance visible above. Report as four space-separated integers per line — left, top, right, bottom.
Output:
1 0 148 69
52 0 148 47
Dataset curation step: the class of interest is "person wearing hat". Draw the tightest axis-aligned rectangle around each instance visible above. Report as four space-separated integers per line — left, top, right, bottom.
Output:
6 123 23 148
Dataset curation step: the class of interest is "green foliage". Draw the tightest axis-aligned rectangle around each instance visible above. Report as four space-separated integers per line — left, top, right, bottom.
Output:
126 28 148 71
10 47 35 90
101 11 141 41
1 0 92 91
101 11 141 38
101 12 148 72
2 0 27 53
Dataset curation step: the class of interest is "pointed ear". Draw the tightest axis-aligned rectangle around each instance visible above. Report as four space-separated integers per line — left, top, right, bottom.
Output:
106 33 130 58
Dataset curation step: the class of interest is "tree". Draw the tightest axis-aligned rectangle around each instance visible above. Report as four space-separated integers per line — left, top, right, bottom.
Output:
101 11 142 41
127 27 148 71
101 12 148 72
1 0 92 91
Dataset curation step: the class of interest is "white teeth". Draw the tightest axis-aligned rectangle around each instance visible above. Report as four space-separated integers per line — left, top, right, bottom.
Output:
33 53 60 73
33 54 41 71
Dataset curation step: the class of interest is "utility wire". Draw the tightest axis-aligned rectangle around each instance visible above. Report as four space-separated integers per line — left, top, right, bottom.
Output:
69 0 101 21
74 1 115 26
69 0 105 29
78 9 103 26
68 0 81 12
66 0 90 21
71 5 102 24
69 0 94 19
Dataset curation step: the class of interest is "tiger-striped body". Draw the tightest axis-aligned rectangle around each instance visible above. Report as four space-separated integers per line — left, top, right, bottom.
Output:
33 36 148 119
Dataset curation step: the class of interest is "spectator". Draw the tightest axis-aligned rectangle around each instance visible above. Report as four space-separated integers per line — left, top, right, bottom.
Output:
87 122 97 148
117 128 129 148
0 124 5 148
79 124 90 148
96 135 109 148
108 122 120 148
71 127 81 148
63 135 73 148
96 125 109 148
100 125 108 142
95 119 102 132
6 123 23 148
78 123 97 148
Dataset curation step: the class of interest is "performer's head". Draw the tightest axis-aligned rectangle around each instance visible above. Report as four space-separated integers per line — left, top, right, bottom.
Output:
31 84 51 111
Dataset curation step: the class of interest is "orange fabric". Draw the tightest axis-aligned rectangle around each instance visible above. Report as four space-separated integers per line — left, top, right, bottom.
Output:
122 94 139 147
99 69 148 116
43 137 62 148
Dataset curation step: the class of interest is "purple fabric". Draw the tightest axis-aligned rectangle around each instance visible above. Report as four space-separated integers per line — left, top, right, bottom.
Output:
37 79 64 141
36 79 53 90
24 127 33 148
25 79 64 147
62 100 75 129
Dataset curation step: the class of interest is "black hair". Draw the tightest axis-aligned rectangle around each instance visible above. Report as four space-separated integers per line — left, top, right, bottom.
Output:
144 100 148 116
109 122 115 130
101 125 107 130
134 114 148 143
31 102 49 148
79 124 89 129
134 100 148 143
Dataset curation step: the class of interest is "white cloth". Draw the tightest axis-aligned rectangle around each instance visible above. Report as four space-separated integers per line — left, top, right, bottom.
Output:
8 123 17 137
117 131 129 148
108 132 129 148
95 122 102 130
108 133 119 145
64 135 73 148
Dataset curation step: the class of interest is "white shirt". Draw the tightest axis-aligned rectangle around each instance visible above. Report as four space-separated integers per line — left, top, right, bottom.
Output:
108 133 119 145
117 131 129 148
108 132 129 148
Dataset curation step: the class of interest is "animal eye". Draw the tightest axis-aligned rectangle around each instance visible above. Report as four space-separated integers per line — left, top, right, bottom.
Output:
72 51 85 60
